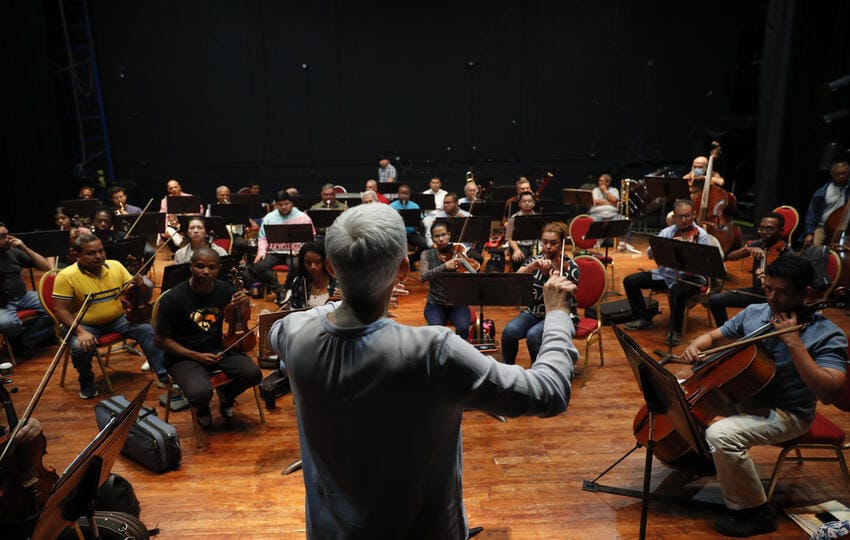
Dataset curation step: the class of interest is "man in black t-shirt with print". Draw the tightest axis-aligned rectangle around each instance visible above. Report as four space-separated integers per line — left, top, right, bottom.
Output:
154 247 261 428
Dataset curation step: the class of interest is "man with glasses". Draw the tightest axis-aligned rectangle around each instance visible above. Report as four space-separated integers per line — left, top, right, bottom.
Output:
623 199 712 346
708 213 792 326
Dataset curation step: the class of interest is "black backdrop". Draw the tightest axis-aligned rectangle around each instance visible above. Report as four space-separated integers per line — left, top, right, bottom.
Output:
3 0 849 233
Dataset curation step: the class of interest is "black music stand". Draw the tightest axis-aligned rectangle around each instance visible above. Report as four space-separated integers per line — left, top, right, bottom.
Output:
487 185 518 204
30 384 150 540
411 193 437 210
166 195 202 215
264 224 314 253
177 215 228 240
61 198 101 221
561 188 593 207
291 195 322 210
335 193 363 207
434 217 491 246
533 198 560 214
14 230 70 287
441 273 533 351
208 203 250 225
648 236 726 364
643 176 690 226
459 202 502 221
114 212 165 236
397 209 424 229
102 236 146 264
377 183 399 195
511 213 574 242
306 209 344 230
583 327 711 540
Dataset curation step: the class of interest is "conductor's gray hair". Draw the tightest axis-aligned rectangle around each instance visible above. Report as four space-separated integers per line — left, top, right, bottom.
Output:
324 204 407 303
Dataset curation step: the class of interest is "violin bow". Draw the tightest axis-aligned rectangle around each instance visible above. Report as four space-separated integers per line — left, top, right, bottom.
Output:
122 198 155 238
0 293 95 464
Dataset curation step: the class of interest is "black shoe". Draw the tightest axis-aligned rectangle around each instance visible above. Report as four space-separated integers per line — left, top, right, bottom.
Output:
217 389 235 419
275 288 290 306
79 380 99 400
714 503 777 537
666 331 681 346
197 407 213 429
625 318 653 330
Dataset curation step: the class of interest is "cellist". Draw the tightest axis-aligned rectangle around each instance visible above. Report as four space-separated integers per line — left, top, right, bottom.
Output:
707 212 793 326
681 255 847 537
153 248 261 429
802 160 850 248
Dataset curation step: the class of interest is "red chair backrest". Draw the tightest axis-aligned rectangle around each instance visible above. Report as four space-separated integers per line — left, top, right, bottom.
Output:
572 255 607 308
38 271 58 318
772 205 799 242
212 237 231 253
569 215 596 251
826 250 841 284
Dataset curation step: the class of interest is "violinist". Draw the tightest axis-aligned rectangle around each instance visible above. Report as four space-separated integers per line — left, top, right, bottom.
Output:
283 242 339 309
418 223 473 339
501 221 580 365
0 223 54 359
52 234 168 399
708 213 792 326
681 255 848 537
505 191 537 271
802 160 850 248
173 217 228 265
623 199 712 346
153 248 262 428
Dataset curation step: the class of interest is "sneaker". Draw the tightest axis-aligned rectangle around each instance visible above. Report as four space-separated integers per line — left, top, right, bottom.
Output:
620 242 641 255
624 318 653 330
140 360 150 372
218 390 235 419
156 373 171 389
79 381 99 400
197 408 213 429
275 288 291 306
713 503 776 537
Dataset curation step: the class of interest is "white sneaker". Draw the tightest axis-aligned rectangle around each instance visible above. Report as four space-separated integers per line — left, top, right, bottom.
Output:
140 361 150 372
621 242 641 255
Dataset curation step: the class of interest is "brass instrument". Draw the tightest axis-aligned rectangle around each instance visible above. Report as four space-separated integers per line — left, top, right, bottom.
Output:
620 178 631 219
115 202 128 215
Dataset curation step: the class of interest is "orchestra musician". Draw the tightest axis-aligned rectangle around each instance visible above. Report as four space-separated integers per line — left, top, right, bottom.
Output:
267 203 576 538
78 185 96 200
153 247 262 428
422 176 447 216
0 222 54 359
708 213 792 326
159 179 202 251
389 184 429 268
377 154 397 183
282 242 339 309
245 190 315 306
364 179 389 204
503 176 533 223
106 186 142 215
802 160 850 248
418 222 473 339
205 185 253 262
681 255 848 537
683 155 725 188
623 199 712 346
458 182 481 205
91 208 127 243
501 221 580 365
310 184 348 211
505 191 537 272
52 233 168 399
173 217 228 265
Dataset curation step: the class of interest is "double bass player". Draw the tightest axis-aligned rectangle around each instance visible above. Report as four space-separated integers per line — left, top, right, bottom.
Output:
681 255 847 537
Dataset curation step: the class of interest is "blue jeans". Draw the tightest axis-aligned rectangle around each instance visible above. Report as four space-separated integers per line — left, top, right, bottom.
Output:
0 291 53 349
501 311 545 365
69 316 165 384
424 303 470 339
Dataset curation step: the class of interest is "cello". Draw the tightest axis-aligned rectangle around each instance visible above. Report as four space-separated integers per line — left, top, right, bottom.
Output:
691 142 743 254
633 288 850 465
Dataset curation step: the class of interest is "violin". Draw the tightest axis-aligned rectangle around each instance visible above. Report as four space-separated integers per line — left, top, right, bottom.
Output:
633 288 850 465
120 254 152 325
222 267 257 353
0 376 59 525
439 244 480 273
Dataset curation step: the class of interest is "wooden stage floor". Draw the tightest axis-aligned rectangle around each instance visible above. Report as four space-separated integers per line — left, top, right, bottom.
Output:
7 235 850 539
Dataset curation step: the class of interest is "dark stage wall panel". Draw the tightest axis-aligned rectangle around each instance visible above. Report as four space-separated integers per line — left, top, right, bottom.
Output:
88 1 763 202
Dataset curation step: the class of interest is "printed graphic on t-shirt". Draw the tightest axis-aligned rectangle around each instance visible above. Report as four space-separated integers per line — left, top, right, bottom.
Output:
189 307 223 332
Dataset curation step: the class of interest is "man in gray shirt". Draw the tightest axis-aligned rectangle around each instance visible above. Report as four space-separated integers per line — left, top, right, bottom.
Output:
269 204 577 538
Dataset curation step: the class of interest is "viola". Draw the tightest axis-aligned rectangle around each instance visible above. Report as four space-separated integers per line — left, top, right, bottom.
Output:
0 377 59 525
690 142 743 254
120 254 152 325
222 267 257 353
633 289 850 465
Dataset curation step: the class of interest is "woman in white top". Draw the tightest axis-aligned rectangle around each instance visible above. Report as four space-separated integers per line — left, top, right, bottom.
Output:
173 217 228 264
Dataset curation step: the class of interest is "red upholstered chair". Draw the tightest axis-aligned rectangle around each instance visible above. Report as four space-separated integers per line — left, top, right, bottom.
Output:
765 351 850 500
272 265 290 286
38 270 124 394
211 227 233 254
772 205 799 243
824 249 842 299
1 309 38 365
569 214 615 292
333 185 348 194
572 255 607 386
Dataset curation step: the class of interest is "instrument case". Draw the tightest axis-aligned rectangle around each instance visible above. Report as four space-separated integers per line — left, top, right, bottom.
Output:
259 368 291 410
95 395 182 474
585 297 659 325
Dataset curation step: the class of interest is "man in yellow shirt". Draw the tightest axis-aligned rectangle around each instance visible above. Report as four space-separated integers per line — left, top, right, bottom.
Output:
53 233 167 399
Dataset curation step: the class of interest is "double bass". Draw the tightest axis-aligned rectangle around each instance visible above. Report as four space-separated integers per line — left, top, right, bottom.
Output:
690 142 743 254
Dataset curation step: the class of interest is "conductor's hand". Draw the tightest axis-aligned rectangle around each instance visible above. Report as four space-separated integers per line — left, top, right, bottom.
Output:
543 271 577 313
193 352 220 365
680 343 702 365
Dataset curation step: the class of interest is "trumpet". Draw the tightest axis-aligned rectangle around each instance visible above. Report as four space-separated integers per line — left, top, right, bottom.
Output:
114 202 128 215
